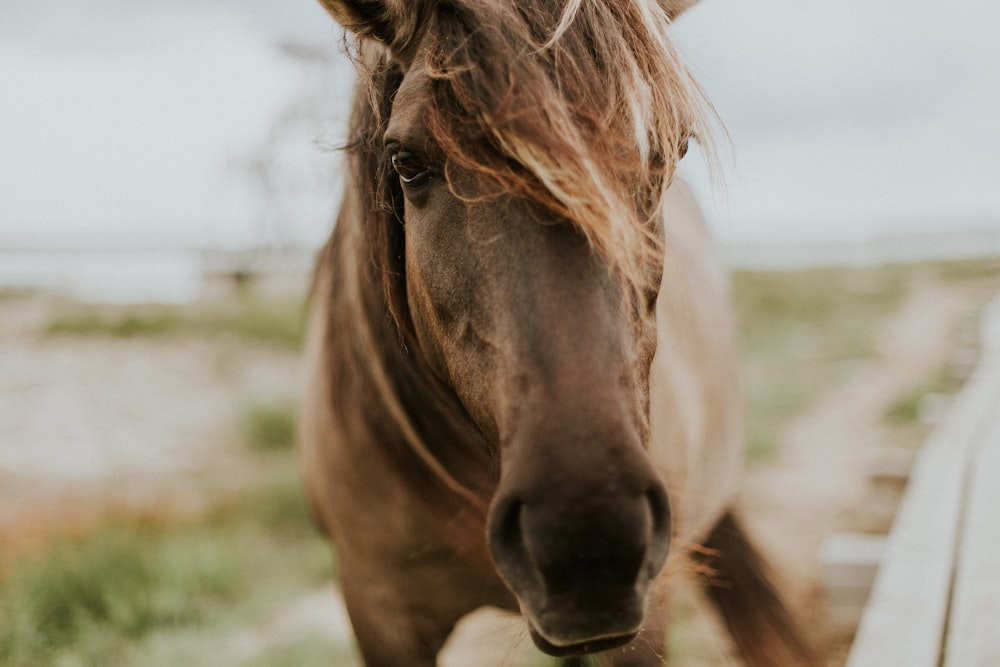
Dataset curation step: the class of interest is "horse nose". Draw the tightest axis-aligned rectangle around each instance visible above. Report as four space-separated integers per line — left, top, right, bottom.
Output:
487 472 671 652
489 482 670 589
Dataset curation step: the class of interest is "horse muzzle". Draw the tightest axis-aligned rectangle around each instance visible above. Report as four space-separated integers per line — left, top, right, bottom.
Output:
528 619 640 657
522 580 647 657
486 463 671 657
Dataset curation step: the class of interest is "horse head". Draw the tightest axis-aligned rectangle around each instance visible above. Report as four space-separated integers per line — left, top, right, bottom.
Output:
319 0 707 656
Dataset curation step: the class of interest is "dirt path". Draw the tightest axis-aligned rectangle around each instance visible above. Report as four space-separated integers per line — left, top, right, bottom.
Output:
0 296 301 551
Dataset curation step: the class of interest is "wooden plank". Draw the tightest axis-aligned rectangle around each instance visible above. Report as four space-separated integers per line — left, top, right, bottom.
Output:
821 533 885 626
944 404 1000 666
821 533 885 594
846 297 1000 667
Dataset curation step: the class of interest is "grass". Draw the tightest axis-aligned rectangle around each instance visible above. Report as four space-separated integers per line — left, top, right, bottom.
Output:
881 364 966 449
883 365 961 426
3 290 319 664
0 287 36 301
240 401 297 452
45 296 306 350
205 299 307 350
240 636 356 667
731 257 1000 458
0 466 335 667
0 524 241 665
925 257 1000 282
47 309 184 338
733 265 910 461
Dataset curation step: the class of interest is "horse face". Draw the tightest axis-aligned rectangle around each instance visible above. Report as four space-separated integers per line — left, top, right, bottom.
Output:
385 61 671 656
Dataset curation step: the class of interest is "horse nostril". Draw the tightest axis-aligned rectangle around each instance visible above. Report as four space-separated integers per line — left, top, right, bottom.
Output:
644 483 672 574
495 498 523 549
646 484 671 537
488 496 527 567
490 495 561 600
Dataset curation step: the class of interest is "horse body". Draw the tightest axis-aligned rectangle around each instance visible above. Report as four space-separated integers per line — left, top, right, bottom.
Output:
299 1 813 664
647 180 743 547
301 179 739 663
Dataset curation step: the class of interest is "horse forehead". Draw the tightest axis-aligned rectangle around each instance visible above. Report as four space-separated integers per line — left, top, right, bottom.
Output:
386 60 431 140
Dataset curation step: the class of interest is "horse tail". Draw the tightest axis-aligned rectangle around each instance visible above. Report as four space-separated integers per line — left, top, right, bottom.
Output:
693 511 821 667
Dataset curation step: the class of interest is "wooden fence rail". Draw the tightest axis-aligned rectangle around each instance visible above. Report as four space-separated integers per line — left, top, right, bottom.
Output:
846 296 1000 666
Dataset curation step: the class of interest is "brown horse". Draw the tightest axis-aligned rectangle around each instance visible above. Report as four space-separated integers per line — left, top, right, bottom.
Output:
299 1 815 664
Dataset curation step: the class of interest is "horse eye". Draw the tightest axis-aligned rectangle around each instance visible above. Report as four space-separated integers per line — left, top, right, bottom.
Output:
390 151 432 187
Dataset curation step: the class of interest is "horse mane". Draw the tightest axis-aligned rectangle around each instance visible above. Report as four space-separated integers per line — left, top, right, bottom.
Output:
329 0 710 530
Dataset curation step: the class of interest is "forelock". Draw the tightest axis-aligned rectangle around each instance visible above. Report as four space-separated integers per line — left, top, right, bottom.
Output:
345 0 712 301
420 0 711 294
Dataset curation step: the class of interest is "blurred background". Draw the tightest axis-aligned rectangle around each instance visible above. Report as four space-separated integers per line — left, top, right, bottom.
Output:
2 0 999 665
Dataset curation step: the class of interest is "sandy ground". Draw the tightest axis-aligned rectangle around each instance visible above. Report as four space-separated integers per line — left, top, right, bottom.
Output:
0 295 302 550
0 275 987 665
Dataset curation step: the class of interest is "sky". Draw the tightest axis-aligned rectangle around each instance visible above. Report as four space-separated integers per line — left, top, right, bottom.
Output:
0 0 346 250
1 0 998 250
676 0 1000 244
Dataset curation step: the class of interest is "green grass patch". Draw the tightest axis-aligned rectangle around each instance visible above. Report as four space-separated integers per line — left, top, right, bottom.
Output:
0 466 332 667
925 258 1000 282
0 287 36 301
205 299 306 350
0 523 244 666
240 635 356 667
733 265 911 461
240 401 297 452
44 296 306 350
47 309 184 338
883 365 961 426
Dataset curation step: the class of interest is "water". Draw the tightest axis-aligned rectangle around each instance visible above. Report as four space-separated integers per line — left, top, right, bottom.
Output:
0 250 203 304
